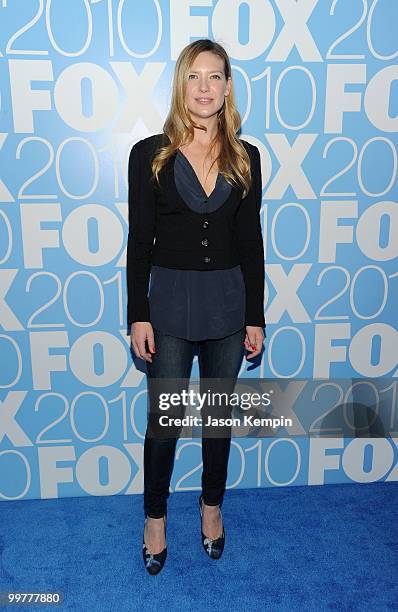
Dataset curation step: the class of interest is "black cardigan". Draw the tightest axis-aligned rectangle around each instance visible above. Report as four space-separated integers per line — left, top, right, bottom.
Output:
126 133 266 329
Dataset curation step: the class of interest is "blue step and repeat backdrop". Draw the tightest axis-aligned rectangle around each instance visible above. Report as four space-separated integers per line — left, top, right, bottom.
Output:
0 0 397 501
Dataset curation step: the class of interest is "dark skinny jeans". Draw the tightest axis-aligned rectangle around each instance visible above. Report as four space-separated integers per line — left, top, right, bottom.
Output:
144 326 246 518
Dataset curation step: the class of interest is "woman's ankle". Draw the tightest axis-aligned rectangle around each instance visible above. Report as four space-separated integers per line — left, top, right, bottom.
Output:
202 500 220 511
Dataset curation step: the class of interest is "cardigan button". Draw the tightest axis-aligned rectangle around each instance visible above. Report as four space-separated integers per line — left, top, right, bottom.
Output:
202 220 209 229
204 256 211 263
201 238 208 246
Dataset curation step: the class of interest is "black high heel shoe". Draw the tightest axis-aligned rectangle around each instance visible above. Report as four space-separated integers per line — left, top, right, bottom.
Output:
199 494 225 560
142 512 167 575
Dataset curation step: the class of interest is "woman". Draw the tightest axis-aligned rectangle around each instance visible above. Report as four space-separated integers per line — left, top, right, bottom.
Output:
127 38 266 575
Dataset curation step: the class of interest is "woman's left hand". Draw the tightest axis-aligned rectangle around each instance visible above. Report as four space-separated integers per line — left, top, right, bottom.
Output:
244 326 265 359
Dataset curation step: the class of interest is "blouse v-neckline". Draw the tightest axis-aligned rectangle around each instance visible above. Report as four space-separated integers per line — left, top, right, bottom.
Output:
177 149 220 199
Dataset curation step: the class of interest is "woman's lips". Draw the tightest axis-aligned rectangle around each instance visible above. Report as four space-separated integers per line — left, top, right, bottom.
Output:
196 98 213 104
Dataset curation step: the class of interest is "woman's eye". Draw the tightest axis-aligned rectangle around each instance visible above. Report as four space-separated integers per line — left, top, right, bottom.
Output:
188 74 221 79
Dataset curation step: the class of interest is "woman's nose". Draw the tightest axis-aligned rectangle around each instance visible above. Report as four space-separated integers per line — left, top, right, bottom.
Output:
199 79 210 91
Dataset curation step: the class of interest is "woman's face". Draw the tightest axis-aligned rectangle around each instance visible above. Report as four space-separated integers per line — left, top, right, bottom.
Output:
184 50 231 124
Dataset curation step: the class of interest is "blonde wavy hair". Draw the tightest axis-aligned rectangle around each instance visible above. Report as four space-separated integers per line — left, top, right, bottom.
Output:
151 38 252 198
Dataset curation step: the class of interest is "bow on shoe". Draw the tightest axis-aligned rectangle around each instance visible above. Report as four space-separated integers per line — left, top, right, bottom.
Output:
143 546 162 570
203 536 222 557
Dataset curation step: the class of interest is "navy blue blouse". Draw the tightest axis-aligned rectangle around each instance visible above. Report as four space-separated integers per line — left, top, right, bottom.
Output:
148 149 246 340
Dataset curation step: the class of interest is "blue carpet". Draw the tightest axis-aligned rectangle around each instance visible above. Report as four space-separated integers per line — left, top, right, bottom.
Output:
1 483 397 611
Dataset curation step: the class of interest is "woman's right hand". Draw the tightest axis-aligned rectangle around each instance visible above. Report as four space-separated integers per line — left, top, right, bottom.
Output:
130 322 156 362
